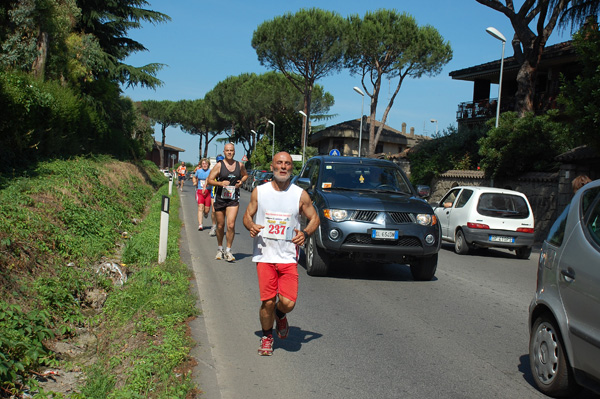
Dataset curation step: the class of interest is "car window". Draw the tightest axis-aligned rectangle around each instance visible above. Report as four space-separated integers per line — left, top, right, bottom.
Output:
300 161 314 180
477 193 530 218
440 188 461 208
308 162 320 190
546 204 570 247
586 200 600 247
321 163 411 193
582 186 600 216
455 189 473 208
581 187 600 247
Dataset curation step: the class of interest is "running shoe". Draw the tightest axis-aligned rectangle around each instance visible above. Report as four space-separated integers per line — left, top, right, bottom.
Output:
209 226 217 236
198 224 203 231
215 249 224 260
275 314 289 339
258 335 274 356
224 251 235 262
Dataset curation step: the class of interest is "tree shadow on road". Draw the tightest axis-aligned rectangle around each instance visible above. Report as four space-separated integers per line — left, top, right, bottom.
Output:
254 327 323 353
440 242 534 260
298 249 438 282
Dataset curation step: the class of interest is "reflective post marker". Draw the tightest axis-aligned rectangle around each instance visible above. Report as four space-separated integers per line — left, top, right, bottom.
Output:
158 195 170 263
168 174 173 195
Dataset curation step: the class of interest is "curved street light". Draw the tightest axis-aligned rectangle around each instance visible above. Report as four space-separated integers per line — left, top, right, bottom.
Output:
430 119 438 136
250 129 257 151
486 26 506 128
353 86 365 157
267 120 275 159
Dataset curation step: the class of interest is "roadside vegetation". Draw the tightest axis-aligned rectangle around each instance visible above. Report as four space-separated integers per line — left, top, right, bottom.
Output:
0 156 197 398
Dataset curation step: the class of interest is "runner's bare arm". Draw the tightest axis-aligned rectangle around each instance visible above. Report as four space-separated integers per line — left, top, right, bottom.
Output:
207 163 222 187
292 190 320 245
238 163 248 186
243 188 264 237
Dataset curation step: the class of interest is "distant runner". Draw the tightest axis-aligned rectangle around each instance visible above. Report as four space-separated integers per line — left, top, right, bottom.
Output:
193 158 212 231
209 154 225 236
176 161 187 191
207 144 248 262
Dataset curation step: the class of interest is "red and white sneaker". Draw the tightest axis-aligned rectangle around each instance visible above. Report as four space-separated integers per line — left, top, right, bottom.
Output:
275 314 289 339
258 335 274 356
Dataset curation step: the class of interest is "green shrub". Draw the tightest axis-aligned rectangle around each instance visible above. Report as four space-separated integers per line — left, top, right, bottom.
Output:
408 124 487 185
478 111 568 179
0 304 57 394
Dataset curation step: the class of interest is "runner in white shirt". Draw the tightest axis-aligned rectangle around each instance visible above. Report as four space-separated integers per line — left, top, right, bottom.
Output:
243 151 320 356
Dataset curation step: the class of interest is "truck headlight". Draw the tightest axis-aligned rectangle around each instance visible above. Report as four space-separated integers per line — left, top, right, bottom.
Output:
416 214 436 226
323 209 350 222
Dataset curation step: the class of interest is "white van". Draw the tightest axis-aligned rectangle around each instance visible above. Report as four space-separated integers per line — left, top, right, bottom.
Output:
433 186 535 259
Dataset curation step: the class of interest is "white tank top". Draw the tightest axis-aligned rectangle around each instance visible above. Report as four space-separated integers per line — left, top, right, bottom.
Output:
252 181 304 264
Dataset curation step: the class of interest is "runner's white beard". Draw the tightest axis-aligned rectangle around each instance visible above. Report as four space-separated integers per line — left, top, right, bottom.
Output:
273 172 291 183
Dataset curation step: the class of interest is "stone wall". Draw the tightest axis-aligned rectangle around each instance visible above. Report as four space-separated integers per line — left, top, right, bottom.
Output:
429 170 489 201
496 173 559 244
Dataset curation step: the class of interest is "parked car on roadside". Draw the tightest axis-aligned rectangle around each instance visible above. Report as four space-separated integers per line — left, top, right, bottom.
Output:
251 172 273 190
245 169 266 191
243 169 254 190
528 178 600 397
295 155 440 280
290 174 299 186
433 186 535 259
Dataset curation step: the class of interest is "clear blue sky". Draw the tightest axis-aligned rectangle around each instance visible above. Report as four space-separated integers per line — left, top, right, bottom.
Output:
122 0 569 163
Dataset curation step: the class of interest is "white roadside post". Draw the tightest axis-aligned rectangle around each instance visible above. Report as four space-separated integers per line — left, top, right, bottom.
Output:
168 174 173 195
158 195 170 263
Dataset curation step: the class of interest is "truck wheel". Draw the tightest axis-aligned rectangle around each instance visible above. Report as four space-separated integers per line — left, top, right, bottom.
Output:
529 316 580 397
306 234 330 276
454 229 470 255
516 246 532 259
409 253 438 281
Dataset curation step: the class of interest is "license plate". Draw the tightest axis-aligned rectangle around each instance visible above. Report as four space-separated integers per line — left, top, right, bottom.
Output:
372 229 399 240
489 235 514 243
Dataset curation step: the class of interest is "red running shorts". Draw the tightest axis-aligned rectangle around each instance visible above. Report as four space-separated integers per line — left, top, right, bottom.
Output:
196 189 212 207
256 262 298 302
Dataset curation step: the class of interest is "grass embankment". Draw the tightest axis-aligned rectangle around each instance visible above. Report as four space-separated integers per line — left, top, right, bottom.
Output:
0 156 198 398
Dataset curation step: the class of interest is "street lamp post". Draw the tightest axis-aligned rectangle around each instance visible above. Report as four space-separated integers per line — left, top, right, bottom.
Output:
430 119 438 136
353 86 365 157
251 129 257 152
267 120 275 159
486 26 506 128
299 110 307 164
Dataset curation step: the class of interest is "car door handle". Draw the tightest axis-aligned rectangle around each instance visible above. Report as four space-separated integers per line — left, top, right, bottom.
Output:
561 268 575 280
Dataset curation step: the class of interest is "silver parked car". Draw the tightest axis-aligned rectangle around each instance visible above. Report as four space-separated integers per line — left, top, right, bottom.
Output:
528 178 600 397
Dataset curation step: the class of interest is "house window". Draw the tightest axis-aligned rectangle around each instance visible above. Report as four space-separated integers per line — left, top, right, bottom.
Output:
375 142 383 154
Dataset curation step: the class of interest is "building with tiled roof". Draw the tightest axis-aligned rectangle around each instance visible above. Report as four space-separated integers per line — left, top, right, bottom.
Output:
146 140 185 169
309 117 430 157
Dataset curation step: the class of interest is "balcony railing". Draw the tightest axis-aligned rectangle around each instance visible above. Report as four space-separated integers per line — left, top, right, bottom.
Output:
456 97 516 121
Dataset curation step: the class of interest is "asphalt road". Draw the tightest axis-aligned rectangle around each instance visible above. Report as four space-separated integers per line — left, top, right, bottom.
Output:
177 182 599 399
